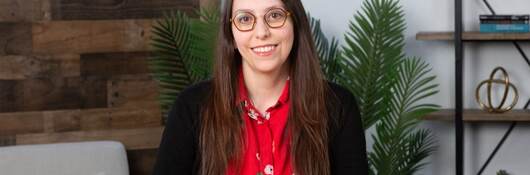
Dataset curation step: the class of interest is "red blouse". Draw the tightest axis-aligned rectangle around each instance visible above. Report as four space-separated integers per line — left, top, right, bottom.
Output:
226 72 292 175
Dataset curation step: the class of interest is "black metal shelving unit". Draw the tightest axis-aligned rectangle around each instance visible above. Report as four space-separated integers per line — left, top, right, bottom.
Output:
454 0 530 175
454 0 464 175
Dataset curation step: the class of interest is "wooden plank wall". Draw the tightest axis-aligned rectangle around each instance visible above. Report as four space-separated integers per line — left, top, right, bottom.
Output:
0 0 215 174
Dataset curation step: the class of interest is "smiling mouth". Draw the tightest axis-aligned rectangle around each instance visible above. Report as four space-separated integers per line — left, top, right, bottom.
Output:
251 44 278 56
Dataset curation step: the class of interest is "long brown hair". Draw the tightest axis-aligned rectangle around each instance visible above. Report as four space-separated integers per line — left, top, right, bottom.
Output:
199 0 330 174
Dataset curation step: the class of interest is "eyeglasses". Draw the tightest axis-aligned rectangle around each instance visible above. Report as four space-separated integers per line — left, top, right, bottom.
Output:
230 8 291 32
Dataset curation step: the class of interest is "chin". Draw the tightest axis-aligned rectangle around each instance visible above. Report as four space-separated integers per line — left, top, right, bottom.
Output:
253 64 282 74
242 53 289 74
245 62 280 75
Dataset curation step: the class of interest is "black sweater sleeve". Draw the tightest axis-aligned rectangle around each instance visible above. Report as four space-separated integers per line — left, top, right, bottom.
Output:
152 92 198 175
329 84 369 175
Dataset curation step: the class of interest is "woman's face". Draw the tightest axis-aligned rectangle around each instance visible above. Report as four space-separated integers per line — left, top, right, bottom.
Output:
231 0 294 75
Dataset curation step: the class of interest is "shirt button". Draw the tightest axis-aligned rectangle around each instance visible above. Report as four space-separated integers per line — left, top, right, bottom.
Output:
264 112 271 120
264 164 274 175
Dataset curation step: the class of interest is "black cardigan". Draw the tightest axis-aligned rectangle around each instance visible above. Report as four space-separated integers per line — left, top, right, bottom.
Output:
152 81 368 175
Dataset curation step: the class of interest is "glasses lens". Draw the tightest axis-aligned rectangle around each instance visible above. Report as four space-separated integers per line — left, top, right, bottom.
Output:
234 12 255 31
266 9 287 28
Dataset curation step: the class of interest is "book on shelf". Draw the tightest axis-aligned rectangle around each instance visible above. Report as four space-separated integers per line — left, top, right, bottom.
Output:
479 14 529 33
480 19 528 24
480 14 529 21
480 24 529 33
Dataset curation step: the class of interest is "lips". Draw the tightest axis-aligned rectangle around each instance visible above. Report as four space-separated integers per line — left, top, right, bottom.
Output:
251 44 278 56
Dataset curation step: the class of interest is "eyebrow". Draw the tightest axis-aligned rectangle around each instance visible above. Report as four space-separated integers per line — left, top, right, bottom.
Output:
233 5 285 14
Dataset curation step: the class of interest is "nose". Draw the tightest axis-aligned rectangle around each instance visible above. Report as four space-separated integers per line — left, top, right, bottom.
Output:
254 19 271 40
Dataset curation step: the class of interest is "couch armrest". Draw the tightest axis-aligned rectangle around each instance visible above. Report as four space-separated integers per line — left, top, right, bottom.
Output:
0 141 129 175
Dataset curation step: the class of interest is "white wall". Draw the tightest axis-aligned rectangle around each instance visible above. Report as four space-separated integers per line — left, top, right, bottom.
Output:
301 0 530 174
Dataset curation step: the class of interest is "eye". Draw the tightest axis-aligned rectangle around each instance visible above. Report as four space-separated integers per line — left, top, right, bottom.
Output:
267 9 286 21
270 12 283 18
236 13 254 24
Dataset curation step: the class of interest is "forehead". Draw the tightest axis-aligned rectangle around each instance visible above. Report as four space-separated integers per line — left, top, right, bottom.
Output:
231 0 286 13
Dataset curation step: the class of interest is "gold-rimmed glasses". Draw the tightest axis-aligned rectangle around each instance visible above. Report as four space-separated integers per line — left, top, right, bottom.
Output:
230 8 291 32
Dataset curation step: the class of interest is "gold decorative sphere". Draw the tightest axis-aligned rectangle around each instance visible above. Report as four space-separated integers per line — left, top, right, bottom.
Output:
475 67 518 113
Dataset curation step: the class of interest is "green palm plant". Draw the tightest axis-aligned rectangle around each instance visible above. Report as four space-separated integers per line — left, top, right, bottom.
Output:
309 14 343 83
338 0 439 174
341 0 405 129
310 0 439 174
367 58 438 174
149 8 218 113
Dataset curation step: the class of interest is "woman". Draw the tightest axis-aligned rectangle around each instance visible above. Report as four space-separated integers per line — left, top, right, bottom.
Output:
152 0 368 174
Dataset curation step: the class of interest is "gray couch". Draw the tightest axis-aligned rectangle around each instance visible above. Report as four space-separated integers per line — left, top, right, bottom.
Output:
0 141 129 175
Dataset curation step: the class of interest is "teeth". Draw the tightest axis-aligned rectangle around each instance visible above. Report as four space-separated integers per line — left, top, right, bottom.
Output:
252 45 275 53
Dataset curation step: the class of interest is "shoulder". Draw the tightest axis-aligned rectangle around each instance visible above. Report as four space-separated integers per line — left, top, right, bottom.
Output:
178 80 212 99
167 80 212 122
325 81 358 107
325 81 362 130
174 80 212 105
326 82 352 97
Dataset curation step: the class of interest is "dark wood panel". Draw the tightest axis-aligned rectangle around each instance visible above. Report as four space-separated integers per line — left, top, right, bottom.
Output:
0 80 16 112
51 0 198 20
81 74 161 109
108 76 159 108
128 148 158 175
50 110 81 132
0 74 160 112
80 103 161 130
0 0 50 22
0 77 108 113
80 76 108 109
0 54 80 80
0 135 16 146
0 112 44 136
0 105 161 135
0 23 32 55
0 77 81 113
32 20 152 54
16 127 164 150
81 52 151 77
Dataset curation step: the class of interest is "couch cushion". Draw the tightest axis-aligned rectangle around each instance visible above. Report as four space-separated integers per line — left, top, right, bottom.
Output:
0 141 129 175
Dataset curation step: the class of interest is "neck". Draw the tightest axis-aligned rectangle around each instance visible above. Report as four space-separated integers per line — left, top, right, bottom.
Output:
242 65 289 113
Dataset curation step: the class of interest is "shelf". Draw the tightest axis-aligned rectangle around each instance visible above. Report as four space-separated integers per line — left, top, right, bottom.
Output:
423 109 530 122
416 31 530 41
